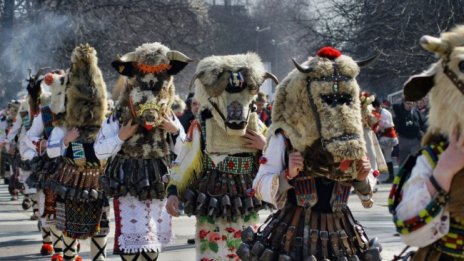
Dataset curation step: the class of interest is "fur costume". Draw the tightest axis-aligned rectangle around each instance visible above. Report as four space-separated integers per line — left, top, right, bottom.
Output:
21 68 66 258
46 44 109 261
237 47 381 261
392 25 464 260
96 42 191 258
168 53 278 261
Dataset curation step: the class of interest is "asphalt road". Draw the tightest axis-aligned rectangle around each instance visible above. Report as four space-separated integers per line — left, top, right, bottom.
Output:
0 177 412 261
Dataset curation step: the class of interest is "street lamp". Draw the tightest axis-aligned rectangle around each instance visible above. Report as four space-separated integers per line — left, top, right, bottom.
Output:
271 39 289 85
255 26 270 54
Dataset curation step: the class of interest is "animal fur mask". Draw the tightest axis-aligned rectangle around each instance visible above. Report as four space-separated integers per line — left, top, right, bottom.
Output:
112 42 192 130
43 69 67 115
404 25 464 139
65 44 107 141
270 47 377 166
192 53 278 136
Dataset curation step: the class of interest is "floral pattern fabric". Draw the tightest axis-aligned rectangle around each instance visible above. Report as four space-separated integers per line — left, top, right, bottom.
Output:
196 213 259 261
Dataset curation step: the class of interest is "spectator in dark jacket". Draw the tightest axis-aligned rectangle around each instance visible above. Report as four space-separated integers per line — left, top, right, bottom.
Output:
393 99 427 164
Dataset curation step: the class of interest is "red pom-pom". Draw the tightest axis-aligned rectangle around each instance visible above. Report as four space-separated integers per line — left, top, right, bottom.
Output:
372 170 380 178
75 255 83 261
259 156 268 165
316 47 342 60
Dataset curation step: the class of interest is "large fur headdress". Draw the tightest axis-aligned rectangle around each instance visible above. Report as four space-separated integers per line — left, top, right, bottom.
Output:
270 47 377 166
111 42 192 130
65 44 107 141
404 25 464 140
192 53 278 136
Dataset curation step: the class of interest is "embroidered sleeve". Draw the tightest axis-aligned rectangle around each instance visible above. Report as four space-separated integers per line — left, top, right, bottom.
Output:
253 133 288 209
94 117 124 160
47 127 66 158
25 114 44 155
394 154 450 247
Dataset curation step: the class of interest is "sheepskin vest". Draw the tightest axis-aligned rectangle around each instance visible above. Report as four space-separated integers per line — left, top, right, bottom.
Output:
115 105 170 159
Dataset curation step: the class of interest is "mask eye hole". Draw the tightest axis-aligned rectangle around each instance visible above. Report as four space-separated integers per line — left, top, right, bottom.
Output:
459 61 464 73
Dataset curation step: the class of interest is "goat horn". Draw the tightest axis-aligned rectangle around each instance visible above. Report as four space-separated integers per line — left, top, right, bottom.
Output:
263 72 279 85
119 51 136 62
420 35 450 55
188 73 199 91
167 50 194 63
292 58 313 73
356 51 381 67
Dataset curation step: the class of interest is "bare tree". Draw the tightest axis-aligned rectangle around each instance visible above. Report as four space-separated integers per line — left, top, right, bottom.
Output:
306 0 464 96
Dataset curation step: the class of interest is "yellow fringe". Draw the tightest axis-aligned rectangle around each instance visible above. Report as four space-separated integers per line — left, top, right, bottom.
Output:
168 122 203 198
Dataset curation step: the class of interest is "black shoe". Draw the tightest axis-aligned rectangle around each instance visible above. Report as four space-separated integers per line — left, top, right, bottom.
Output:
187 239 195 244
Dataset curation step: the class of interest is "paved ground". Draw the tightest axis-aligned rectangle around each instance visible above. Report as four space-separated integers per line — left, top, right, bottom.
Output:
0 175 412 260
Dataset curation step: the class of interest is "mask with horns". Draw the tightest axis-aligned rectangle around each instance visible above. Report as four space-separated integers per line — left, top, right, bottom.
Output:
269 46 378 180
111 42 192 131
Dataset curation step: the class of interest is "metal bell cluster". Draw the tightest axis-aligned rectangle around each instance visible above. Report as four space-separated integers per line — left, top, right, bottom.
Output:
182 188 266 219
100 155 169 200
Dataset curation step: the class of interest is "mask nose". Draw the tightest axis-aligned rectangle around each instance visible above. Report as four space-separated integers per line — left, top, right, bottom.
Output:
227 101 244 122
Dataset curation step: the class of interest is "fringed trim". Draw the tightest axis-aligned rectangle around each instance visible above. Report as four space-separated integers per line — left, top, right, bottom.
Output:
117 245 161 254
169 120 203 197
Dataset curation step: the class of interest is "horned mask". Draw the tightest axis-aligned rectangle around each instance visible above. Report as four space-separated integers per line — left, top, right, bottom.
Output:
111 42 192 130
269 47 377 178
192 53 278 136
404 25 464 140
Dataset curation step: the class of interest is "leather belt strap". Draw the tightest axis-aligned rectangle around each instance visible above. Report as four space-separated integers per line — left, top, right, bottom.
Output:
270 207 295 249
320 213 329 258
327 213 340 257
340 210 358 255
310 211 319 256
303 208 311 258
284 207 302 252
259 203 292 240
334 213 353 257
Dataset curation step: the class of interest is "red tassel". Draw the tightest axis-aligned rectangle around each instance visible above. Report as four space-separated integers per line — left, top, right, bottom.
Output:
372 169 380 178
75 255 83 261
316 47 342 59
258 156 268 165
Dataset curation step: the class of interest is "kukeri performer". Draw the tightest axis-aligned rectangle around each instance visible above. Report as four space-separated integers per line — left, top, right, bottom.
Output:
237 47 382 261
166 53 278 261
95 42 191 261
47 44 109 261
391 25 464 260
